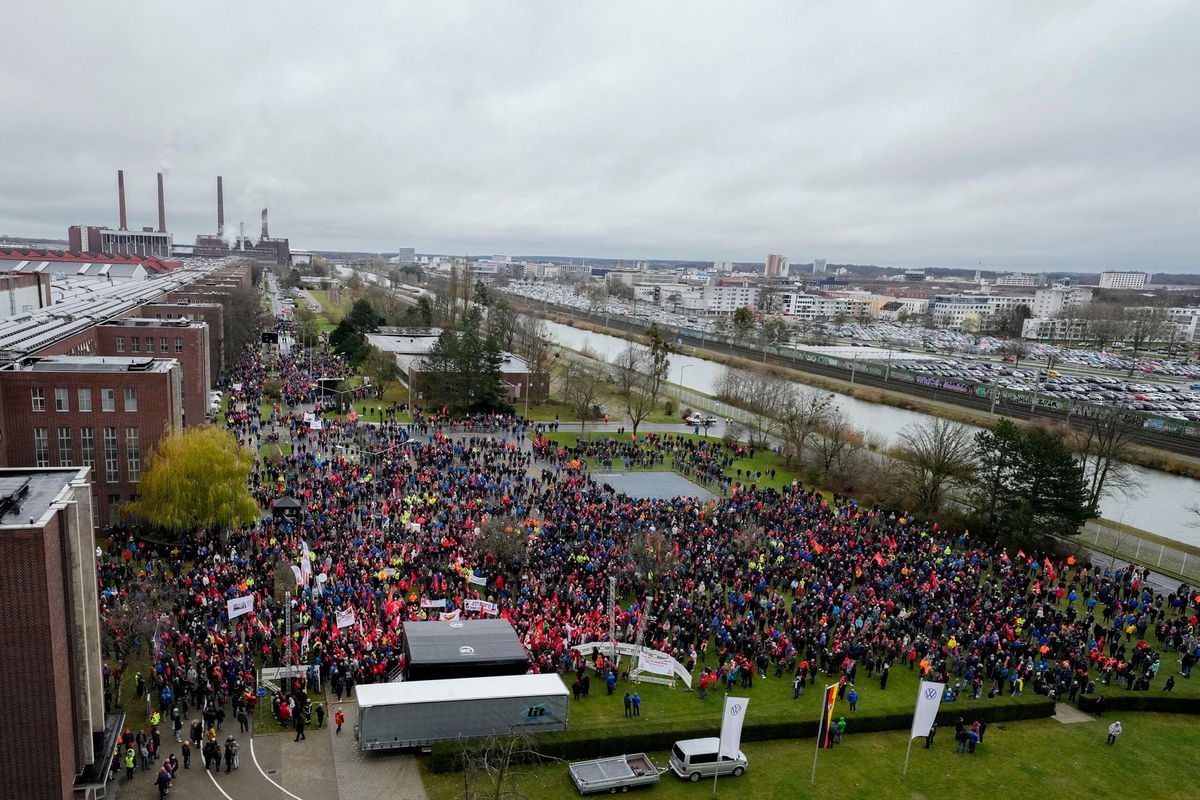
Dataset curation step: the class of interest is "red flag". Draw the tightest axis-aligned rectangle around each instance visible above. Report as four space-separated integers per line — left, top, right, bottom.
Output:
809 537 824 554
1017 549 1026 559
873 552 885 567
818 684 838 748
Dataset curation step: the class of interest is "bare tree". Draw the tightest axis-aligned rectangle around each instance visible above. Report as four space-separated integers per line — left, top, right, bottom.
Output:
778 387 833 467
812 409 863 478
1124 308 1168 373
459 731 550 800
560 360 602 433
613 343 644 399
474 516 527 583
1070 407 1143 513
891 418 976 515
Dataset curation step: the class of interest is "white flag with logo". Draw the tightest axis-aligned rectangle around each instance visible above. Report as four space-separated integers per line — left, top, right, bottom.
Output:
227 595 254 620
467 573 487 586
719 696 749 759
439 609 461 621
335 607 357 629
910 680 945 739
420 598 447 609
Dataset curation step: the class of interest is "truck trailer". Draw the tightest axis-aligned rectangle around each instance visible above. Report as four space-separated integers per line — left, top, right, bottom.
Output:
355 673 570 751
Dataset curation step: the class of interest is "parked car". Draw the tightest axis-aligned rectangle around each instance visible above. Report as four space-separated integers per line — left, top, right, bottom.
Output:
669 738 747 782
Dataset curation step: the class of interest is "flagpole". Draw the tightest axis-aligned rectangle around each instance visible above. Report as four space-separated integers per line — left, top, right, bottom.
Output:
902 735 914 776
811 683 834 786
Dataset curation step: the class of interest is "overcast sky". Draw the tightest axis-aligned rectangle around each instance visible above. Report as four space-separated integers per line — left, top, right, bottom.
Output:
3 1 1198 270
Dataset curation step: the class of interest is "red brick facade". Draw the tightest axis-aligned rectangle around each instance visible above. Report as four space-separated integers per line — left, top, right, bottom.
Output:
95 320 210 427
0 360 183 524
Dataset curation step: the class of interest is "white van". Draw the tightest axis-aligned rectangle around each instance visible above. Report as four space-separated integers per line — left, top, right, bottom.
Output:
668 737 747 782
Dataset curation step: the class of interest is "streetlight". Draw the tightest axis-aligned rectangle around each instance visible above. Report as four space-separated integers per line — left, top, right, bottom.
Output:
677 364 693 416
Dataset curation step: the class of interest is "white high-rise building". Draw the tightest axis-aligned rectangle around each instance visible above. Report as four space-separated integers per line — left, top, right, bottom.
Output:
1098 271 1149 290
812 259 826 274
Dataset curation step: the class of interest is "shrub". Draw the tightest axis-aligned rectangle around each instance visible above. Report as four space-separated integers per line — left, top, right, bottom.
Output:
428 697 1054 773
1077 695 1200 715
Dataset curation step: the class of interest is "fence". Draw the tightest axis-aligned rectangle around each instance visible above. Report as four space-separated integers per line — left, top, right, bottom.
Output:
1078 520 1200 585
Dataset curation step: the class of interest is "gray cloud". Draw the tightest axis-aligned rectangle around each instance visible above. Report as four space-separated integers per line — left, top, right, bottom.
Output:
2 0 1197 270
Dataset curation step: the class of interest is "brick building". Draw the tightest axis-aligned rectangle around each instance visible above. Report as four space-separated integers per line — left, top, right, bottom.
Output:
0 356 184 524
139 301 225 382
95 318 210 426
0 467 120 800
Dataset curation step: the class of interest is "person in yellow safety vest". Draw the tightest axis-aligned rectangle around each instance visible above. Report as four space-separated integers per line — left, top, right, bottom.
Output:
124 747 136 780
149 710 161 727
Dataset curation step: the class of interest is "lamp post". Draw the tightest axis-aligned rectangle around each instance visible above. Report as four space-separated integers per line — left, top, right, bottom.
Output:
677 364 693 416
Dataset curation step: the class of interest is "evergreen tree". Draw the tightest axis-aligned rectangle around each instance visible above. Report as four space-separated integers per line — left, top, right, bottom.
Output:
420 314 507 413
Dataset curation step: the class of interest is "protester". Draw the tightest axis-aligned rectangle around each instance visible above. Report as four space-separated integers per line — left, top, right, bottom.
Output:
1107 720 1123 745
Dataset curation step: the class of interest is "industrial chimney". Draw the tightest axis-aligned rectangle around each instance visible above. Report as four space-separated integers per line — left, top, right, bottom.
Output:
157 172 166 232
117 170 128 230
261 208 269 240
239 221 245 250
217 176 225 236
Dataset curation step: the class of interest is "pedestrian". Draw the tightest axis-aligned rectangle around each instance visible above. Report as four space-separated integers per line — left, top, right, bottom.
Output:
632 693 641 716
955 729 968 753
967 729 980 753
792 673 802 700
1106 720 1123 745
155 765 172 800
237 707 250 733
181 741 190 770
315 703 326 729
572 678 581 700
925 721 937 749
334 709 345 734
879 664 889 690
124 747 135 780
294 711 306 742
847 687 858 711
1164 676 1175 692
1094 695 1105 717
623 691 633 718
607 672 617 695
581 673 591 697
977 719 987 744
833 716 846 745
699 673 709 700
224 737 235 773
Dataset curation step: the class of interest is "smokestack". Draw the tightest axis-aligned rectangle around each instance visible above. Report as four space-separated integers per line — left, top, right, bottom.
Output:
239 221 245 250
157 172 166 232
216 176 225 236
261 208 269 240
117 170 128 230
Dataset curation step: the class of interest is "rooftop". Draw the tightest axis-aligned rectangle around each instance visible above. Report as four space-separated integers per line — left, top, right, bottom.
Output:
99 317 204 328
4 356 176 373
0 467 90 528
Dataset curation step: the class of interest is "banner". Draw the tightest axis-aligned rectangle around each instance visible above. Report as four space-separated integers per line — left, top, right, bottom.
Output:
464 598 498 615
439 609 461 621
637 652 675 677
420 598 447 609
300 542 312 586
910 681 944 739
335 607 357 629
818 684 838 748
290 565 303 585
227 595 254 620
718 696 749 759
467 573 487 586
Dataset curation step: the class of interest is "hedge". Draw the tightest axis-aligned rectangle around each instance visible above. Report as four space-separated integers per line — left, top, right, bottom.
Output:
1077 695 1200 715
428 697 1054 773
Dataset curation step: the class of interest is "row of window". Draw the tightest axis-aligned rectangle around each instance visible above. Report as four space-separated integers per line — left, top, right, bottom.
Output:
32 387 137 413
114 336 184 354
32 426 139 483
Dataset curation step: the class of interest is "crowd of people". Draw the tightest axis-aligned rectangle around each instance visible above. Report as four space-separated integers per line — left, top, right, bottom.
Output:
97 308 1200 790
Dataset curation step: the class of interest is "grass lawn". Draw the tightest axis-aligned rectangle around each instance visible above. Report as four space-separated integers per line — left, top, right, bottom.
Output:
320 398 413 423
543 432 802 492
421 711 1200 800
308 289 350 324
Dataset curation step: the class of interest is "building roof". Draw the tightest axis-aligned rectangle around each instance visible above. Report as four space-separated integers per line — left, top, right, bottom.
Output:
0 467 90 528
99 317 204 329
402 619 528 667
0 247 179 273
4 356 177 374
355 674 567 708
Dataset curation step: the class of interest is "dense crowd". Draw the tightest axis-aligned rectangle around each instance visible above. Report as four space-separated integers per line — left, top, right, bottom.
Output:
96 317 1200 786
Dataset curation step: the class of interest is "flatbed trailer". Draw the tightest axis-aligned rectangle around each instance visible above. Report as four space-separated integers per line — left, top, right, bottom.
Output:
568 753 666 795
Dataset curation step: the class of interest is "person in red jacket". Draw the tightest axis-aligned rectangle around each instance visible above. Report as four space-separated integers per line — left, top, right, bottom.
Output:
334 709 345 734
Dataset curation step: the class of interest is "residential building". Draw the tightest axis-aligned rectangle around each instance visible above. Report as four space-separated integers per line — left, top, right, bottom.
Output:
0 466 120 800
764 254 786 277
1031 286 1093 318
994 272 1042 287
812 259 826 275
703 283 760 314
1098 271 1149 290
930 295 991 330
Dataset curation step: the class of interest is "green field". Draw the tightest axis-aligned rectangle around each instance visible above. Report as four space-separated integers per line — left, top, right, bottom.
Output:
423 711 1200 800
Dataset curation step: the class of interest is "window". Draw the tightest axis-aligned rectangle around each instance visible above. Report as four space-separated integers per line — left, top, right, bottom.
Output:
115 336 125 353
80 428 95 469
55 387 69 412
160 337 169 353
58 428 73 466
32 387 45 412
123 387 138 412
175 338 184 353
101 388 115 412
131 337 141 353
107 495 120 525
78 388 92 412
126 427 140 483
145 337 153 352
103 427 118 483
33 428 49 467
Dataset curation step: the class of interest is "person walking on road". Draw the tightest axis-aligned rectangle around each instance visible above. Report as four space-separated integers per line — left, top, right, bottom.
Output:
334 709 345 734
294 711 306 742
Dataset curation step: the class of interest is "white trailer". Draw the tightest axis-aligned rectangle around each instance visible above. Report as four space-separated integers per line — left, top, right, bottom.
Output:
354 673 570 751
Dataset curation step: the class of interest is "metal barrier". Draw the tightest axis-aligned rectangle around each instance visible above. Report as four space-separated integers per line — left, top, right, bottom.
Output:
1079 520 1200 585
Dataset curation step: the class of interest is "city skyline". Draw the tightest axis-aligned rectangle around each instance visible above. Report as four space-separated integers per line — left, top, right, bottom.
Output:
2 1 1198 271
